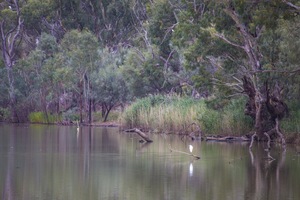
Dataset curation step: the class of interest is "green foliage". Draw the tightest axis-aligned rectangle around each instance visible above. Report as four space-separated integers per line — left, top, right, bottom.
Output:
282 101 300 133
198 98 253 135
62 109 80 122
148 0 177 56
22 0 53 31
121 47 174 97
0 0 299 134
0 8 18 31
0 107 10 121
14 33 60 114
29 112 61 123
91 47 130 119
93 111 120 122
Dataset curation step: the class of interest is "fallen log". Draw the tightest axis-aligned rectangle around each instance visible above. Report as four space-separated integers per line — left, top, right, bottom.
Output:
206 135 250 142
124 128 153 143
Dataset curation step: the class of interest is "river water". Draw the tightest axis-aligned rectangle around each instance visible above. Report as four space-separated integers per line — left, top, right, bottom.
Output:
0 124 300 200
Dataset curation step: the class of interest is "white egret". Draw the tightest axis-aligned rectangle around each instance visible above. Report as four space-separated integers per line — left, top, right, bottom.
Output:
189 163 194 176
189 145 193 153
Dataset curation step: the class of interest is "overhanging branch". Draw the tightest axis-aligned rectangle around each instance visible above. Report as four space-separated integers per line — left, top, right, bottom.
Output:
214 32 244 50
283 0 300 10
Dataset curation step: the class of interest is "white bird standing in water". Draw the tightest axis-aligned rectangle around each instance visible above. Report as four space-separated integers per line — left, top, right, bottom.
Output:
189 145 193 153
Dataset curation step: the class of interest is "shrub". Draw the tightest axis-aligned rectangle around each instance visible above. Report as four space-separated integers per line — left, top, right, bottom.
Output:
281 101 300 133
0 107 10 122
29 112 61 123
62 108 80 122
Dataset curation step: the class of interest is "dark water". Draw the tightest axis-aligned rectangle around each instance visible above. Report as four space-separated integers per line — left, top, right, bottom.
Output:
1 124 300 200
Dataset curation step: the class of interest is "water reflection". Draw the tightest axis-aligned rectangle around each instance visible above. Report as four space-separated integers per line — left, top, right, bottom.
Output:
246 145 288 200
0 124 300 200
189 163 193 177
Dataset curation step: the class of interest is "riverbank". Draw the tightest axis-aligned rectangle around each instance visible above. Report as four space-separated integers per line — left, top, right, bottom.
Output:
120 95 300 145
1 120 300 145
2 95 299 144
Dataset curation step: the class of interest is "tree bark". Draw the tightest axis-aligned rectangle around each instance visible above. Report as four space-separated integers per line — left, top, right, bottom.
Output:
79 80 84 123
88 98 92 124
243 76 288 145
0 2 23 122
103 104 113 122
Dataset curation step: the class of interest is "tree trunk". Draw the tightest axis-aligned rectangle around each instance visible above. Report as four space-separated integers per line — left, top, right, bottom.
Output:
79 80 84 123
88 98 92 124
243 76 287 143
0 1 23 123
101 103 106 118
103 104 113 122
56 91 60 114
222 6 287 146
6 66 19 122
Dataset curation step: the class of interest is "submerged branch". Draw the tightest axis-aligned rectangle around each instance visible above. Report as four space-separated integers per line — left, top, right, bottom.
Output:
168 144 200 159
206 135 250 142
124 128 153 143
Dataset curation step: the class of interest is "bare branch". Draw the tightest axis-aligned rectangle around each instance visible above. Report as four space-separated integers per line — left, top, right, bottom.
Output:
211 77 244 92
224 7 262 71
251 68 300 74
214 32 244 49
160 23 178 46
283 0 300 10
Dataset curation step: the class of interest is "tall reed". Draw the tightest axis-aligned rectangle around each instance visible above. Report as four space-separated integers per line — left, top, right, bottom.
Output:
121 95 202 133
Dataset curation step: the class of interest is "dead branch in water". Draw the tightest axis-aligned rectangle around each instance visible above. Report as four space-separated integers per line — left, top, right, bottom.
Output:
206 135 251 142
179 123 204 141
168 144 200 159
124 128 153 143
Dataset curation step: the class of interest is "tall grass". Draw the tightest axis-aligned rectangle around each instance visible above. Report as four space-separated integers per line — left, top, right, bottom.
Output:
121 95 202 132
121 95 253 135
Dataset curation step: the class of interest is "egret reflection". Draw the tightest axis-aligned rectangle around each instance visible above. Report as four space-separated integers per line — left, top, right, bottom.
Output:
189 163 193 176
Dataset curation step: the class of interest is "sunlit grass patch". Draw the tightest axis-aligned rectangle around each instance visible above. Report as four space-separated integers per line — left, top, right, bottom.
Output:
29 112 61 123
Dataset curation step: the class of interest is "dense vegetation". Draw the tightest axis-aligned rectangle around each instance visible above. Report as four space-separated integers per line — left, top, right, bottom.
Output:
0 0 299 136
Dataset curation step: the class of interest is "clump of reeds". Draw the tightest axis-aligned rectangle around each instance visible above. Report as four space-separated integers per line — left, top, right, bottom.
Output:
121 95 202 133
121 95 253 135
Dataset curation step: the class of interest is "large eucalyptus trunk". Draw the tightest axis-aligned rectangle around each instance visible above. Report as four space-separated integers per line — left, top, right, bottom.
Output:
5 65 19 122
222 6 288 145
242 76 288 148
0 0 23 123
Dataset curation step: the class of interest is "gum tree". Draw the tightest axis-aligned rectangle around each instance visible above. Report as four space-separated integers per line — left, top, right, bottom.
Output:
60 29 98 123
173 0 299 146
0 0 24 122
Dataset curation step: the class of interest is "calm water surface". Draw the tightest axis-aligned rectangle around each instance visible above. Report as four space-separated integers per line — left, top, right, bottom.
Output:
1 124 300 200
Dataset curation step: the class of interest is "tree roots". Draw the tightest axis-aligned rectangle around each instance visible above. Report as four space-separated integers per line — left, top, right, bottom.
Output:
249 118 286 150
